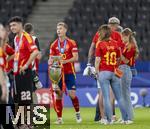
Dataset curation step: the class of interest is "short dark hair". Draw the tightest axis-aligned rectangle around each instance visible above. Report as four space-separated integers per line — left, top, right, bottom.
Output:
24 23 33 33
8 16 23 24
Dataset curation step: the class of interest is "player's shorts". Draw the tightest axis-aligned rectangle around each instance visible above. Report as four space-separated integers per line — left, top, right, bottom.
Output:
58 74 76 90
14 69 33 105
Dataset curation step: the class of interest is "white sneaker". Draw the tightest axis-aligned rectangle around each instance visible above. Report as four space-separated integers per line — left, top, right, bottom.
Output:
103 120 113 125
54 118 64 124
75 112 82 123
125 120 133 124
112 115 117 122
120 120 126 124
115 118 123 123
100 118 107 124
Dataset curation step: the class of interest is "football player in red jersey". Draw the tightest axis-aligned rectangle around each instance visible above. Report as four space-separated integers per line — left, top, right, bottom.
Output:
9 16 39 104
9 16 39 128
84 17 121 122
119 28 139 124
49 22 82 124
95 25 127 124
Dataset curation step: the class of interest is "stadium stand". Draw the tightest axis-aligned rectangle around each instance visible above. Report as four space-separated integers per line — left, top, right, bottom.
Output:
64 0 150 61
0 0 37 24
0 0 150 61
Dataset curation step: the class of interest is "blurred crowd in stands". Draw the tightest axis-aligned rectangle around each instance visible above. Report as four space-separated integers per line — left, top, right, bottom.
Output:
1 0 150 62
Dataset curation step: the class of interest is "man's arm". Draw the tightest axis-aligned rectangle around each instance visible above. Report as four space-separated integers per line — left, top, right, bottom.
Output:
88 43 96 64
0 67 7 102
20 49 39 72
61 52 78 64
35 38 42 60
0 68 6 87
95 57 100 74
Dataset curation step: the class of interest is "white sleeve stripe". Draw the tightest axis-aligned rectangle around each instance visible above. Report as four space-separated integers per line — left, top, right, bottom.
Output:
31 45 37 49
72 48 78 50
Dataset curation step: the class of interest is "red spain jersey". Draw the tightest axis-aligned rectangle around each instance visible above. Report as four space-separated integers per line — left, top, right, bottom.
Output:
0 47 6 71
95 39 121 72
4 44 15 72
14 31 37 74
92 31 125 51
121 43 136 66
49 37 78 74
0 44 14 72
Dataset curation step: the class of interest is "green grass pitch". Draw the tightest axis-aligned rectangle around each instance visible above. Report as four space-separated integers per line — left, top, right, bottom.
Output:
50 107 150 129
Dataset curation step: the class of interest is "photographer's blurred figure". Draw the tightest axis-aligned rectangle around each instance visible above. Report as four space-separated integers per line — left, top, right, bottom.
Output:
0 23 15 129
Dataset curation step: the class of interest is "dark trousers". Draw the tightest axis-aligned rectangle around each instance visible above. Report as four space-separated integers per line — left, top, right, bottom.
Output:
94 98 115 121
14 69 33 104
94 100 101 121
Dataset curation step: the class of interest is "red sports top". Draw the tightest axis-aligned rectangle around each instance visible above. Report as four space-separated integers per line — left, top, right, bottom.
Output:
0 44 14 72
92 31 125 51
14 31 37 74
49 37 78 74
4 44 15 73
121 43 137 66
95 39 121 72
0 47 6 71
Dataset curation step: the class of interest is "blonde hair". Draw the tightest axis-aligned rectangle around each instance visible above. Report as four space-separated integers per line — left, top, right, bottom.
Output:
57 22 68 30
98 24 111 41
122 28 139 58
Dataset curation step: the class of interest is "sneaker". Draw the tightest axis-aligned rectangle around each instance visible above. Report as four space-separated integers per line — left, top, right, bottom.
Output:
75 112 82 123
54 118 64 124
125 120 133 125
112 115 117 122
115 118 123 123
119 120 126 124
100 118 107 124
103 120 113 125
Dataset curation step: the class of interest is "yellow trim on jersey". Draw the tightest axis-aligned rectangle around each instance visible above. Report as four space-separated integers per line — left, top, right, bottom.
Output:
24 32 33 44
130 57 133 66
0 47 3 56
71 63 76 78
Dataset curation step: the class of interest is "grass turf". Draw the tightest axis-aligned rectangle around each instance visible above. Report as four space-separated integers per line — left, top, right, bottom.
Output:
50 107 150 129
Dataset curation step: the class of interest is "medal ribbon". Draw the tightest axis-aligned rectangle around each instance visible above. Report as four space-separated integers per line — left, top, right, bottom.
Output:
13 33 23 73
58 38 67 54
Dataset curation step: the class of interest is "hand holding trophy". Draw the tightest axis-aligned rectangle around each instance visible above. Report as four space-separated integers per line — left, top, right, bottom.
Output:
49 56 62 91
